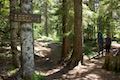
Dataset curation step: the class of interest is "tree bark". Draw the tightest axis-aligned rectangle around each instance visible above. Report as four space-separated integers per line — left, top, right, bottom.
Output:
20 0 34 80
10 0 20 68
61 0 70 62
103 17 112 71
44 1 48 36
68 0 83 67
103 52 111 70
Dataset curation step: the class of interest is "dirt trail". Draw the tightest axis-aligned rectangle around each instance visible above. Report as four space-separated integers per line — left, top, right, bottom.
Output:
0 41 120 80
34 41 120 80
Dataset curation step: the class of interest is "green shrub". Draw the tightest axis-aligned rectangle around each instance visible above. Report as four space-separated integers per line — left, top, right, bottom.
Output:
32 73 45 80
84 45 93 56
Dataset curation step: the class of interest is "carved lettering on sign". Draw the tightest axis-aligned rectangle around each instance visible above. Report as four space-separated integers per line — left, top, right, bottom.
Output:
10 13 41 23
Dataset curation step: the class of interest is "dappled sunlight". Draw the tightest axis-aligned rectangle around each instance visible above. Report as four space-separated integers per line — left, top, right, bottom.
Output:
44 57 120 80
0 47 10 53
59 59 101 80
84 73 101 80
7 68 19 77
0 0 120 80
34 42 51 57
45 67 62 76
1 41 120 80
33 42 120 80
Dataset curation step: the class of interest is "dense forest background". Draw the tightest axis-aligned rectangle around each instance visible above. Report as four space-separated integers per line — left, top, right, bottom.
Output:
0 0 120 80
0 0 120 42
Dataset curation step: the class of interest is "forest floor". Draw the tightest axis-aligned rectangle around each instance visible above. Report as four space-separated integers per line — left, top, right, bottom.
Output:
0 41 120 80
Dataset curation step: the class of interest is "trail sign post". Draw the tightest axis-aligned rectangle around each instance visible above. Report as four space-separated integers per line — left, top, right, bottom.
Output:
10 13 41 23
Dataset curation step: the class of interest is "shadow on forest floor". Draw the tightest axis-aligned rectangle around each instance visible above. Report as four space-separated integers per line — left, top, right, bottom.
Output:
0 41 120 80
34 41 120 80
0 47 13 76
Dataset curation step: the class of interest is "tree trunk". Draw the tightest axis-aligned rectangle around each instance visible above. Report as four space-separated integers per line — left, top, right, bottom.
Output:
44 1 48 36
89 0 95 11
115 53 120 72
20 0 34 80
103 17 111 71
68 0 83 67
10 0 20 68
61 0 70 62
103 52 120 72
103 52 111 70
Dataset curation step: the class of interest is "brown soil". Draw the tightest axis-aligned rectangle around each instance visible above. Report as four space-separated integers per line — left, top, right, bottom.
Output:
0 41 120 80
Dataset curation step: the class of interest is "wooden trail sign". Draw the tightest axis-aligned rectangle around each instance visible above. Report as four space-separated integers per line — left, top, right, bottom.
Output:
10 13 41 23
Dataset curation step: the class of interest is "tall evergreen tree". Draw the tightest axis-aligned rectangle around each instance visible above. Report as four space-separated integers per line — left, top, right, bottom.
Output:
44 0 48 36
20 0 34 79
68 0 83 66
61 0 70 62
10 0 20 68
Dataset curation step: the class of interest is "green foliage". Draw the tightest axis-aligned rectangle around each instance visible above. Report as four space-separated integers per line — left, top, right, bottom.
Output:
84 45 93 56
33 0 62 42
83 3 98 40
32 73 45 80
84 39 97 56
0 16 10 41
0 0 119 47
33 23 44 39
98 0 120 38
0 0 10 42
